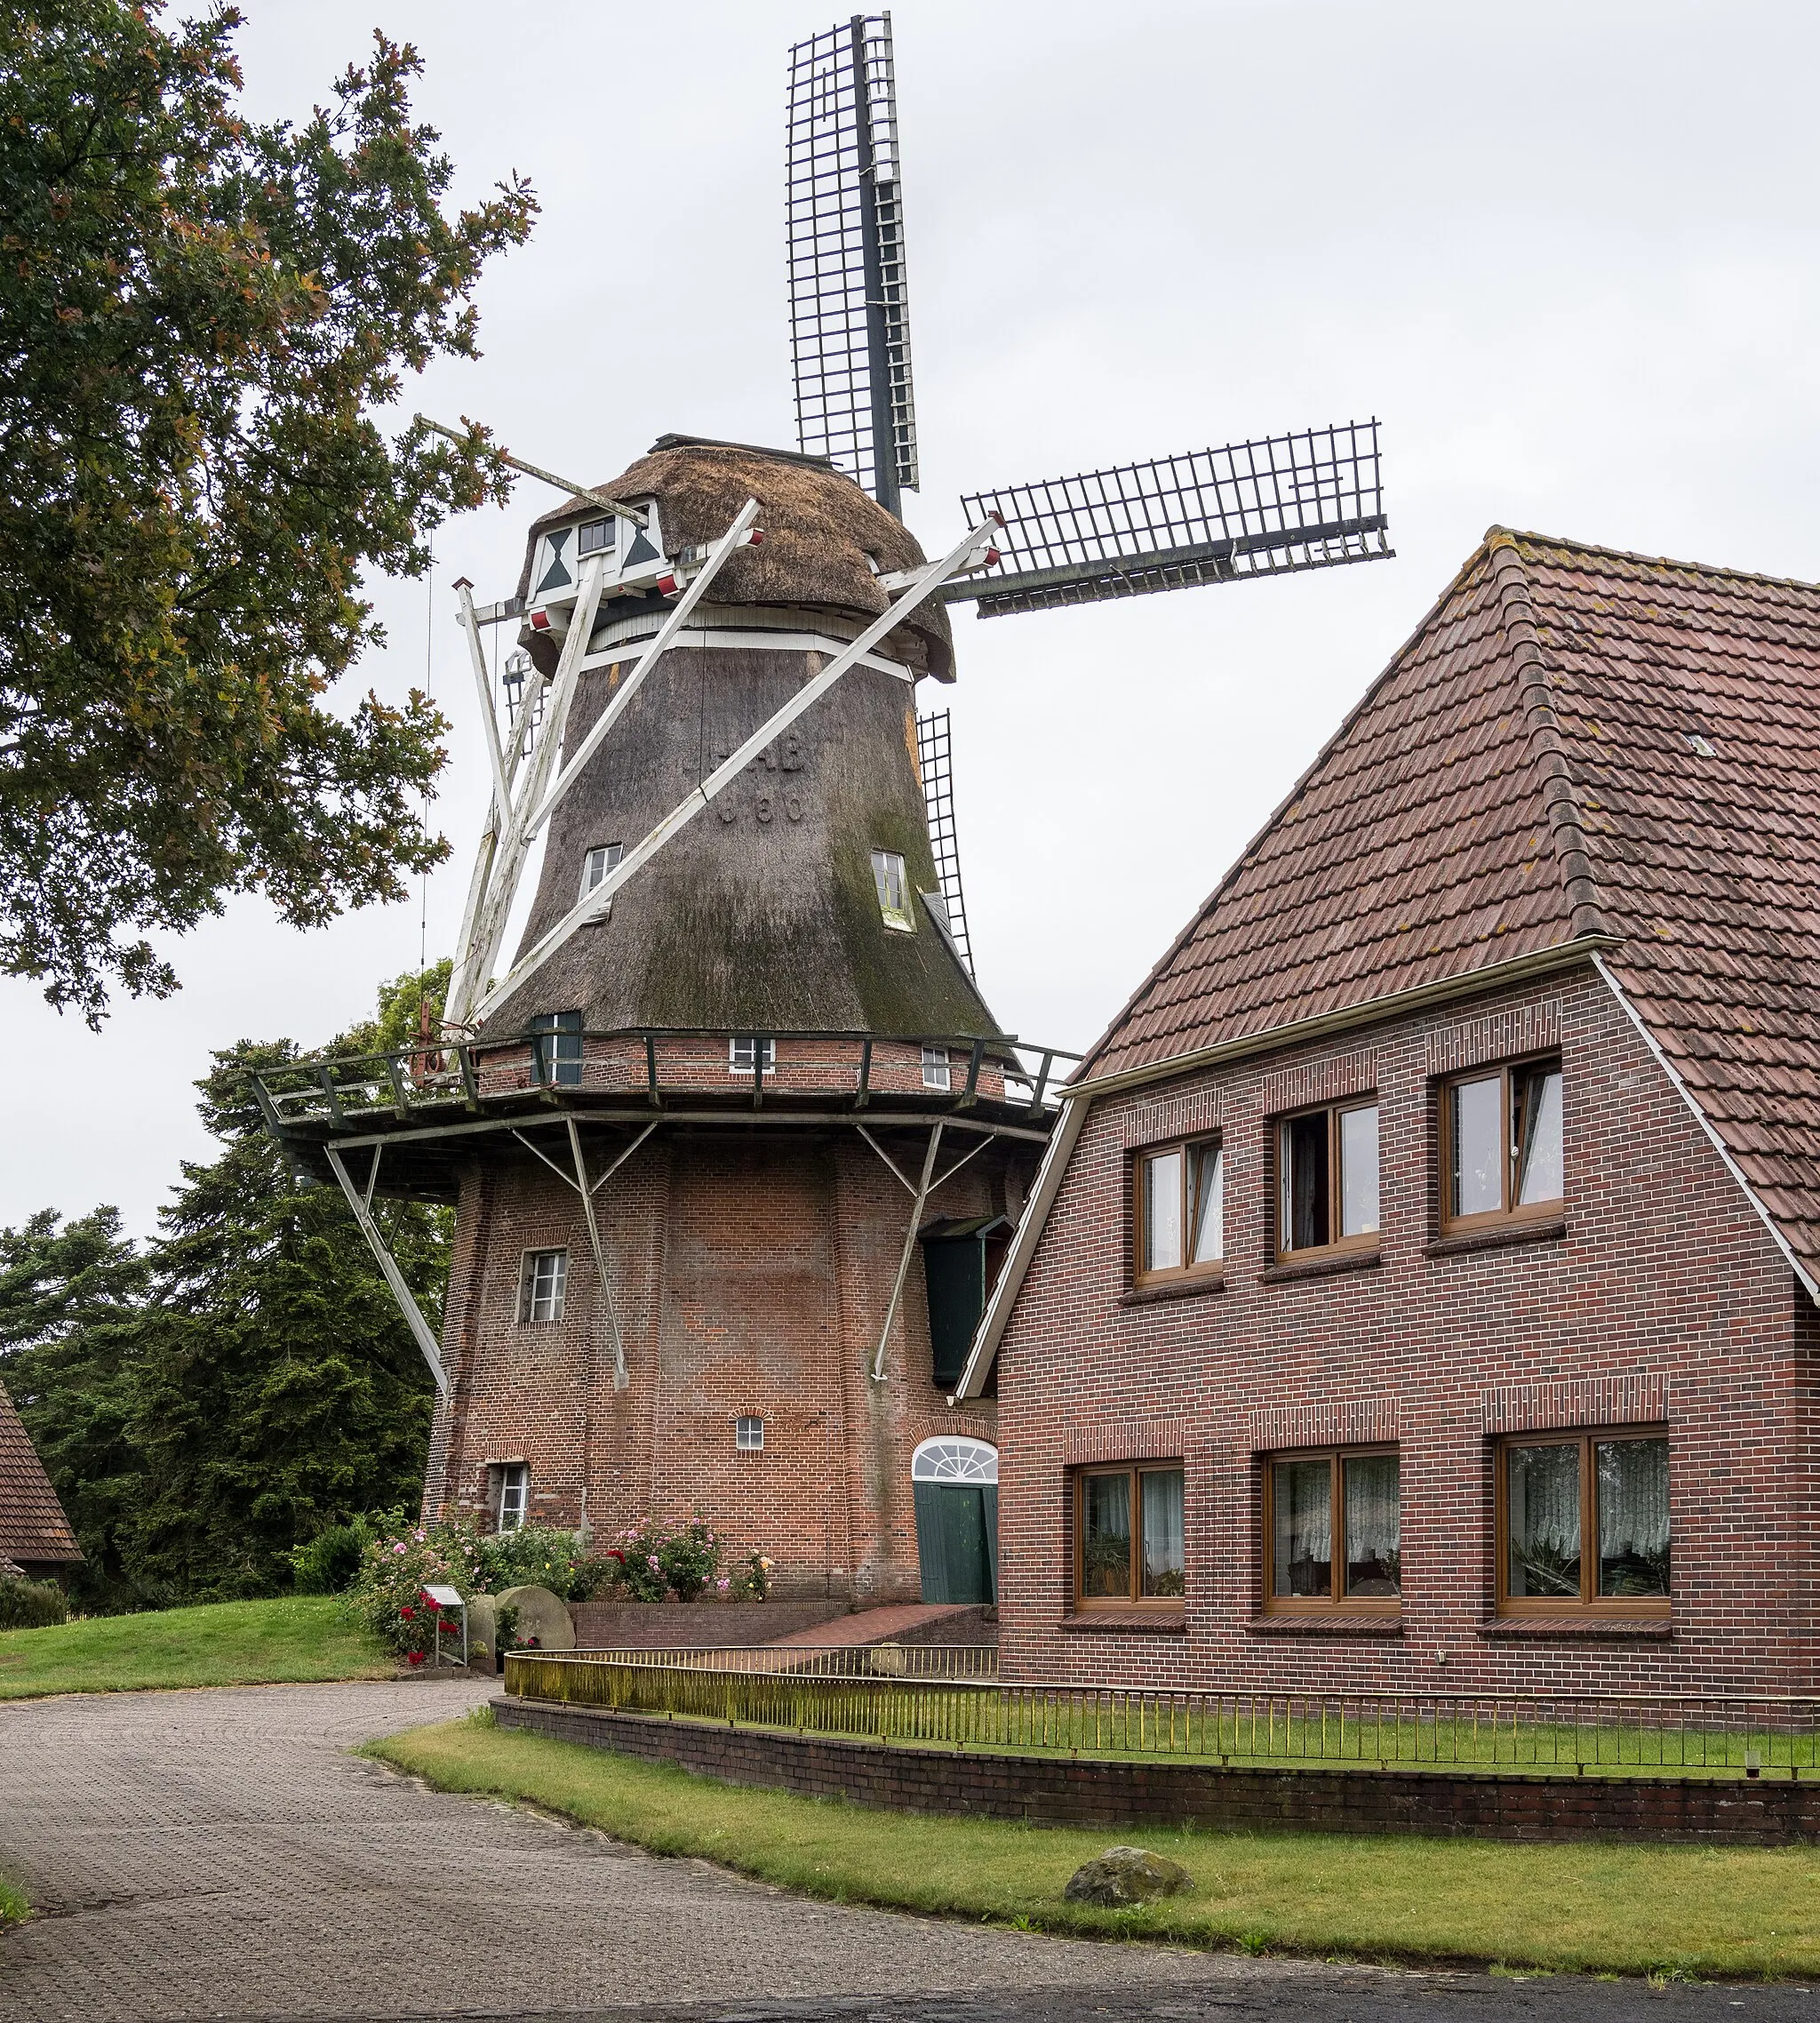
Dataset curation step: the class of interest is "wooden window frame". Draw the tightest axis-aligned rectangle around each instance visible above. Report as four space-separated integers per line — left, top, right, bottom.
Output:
1072 1463 1186 1612
1131 1135 1224 1287
870 848 915 932
1440 1055 1564 1235
1261 1445 1401 1616
1495 1427 1671 1618
1274 1098 1380 1263
518 1246 568 1324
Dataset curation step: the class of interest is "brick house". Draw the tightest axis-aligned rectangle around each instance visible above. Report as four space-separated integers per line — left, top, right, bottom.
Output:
0 1379 82 1587
955 528 1820 1695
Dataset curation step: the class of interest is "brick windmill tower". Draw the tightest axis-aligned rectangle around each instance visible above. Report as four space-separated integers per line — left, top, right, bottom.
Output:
255 13 1391 1607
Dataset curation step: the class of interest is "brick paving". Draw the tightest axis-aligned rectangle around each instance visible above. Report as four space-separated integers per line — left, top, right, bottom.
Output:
1 1680 1815 2023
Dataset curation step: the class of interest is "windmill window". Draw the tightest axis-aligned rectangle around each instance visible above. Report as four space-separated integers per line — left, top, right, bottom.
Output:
1277 1100 1378 1259
1264 1448 1401 1612
871 849 914 932
1498 1430 1669 1614
1442 1059 1563 1233
519 1249 568 1324
736 1416 764 1451
922 1045 951 1091
729 1036 776 1076
580 842 624 899
528 1009 583 1088
921 1216 1012 1392
577 517 619 558
1134 1138 1223 1283
494 1462 530 1533
1074 1465 1185 1609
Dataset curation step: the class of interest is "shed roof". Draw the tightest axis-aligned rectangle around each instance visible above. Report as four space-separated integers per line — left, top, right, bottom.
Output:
0 1379 81 1566
1080 528 1820 1283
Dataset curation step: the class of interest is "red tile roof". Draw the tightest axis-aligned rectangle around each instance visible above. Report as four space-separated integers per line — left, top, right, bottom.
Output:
1081 528 1820 1282
0 1378 81 1566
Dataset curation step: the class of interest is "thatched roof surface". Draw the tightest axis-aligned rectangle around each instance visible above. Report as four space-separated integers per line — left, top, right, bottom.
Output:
514 439 954 682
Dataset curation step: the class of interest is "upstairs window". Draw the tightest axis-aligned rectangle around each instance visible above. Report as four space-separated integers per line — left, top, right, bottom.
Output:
1278 1100 1378 1258
922 1044 951 1091
519 1249 568 1324
1444 1059 1564 1231
736 1416 764 1451
494 1461 530 1532
1134 1139 1223 1283
871 849 914 932
729 1036 776 1076
529 1009 583 1088
577 516 618 558
580 841 625 900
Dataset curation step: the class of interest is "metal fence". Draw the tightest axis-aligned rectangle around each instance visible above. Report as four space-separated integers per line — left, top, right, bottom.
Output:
505 1652 1820 1779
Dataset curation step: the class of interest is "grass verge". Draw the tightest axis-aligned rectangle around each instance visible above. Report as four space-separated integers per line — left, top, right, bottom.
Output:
0 1876 28 1927
0 1596 393 1700
369 1714 1820 1980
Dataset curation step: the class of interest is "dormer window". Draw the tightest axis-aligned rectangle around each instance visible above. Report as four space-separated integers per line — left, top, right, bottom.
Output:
577 517 618 558
580 842 624 900
871 850 914 932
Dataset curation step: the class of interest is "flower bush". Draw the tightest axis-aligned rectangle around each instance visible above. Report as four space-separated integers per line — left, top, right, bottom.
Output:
343 1523 482 1659
597 1519 776 1603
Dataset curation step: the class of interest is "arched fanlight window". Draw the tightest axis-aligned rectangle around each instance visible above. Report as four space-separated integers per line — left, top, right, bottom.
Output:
911 1435 998 1484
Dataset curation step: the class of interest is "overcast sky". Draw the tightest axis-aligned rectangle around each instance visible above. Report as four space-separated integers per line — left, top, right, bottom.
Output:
5 0 1816 1240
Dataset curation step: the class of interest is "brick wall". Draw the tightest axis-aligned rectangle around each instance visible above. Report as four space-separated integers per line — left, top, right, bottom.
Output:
426 1126 1029 1603
570 1600 849 1648
494 1696 1820 1845
994 962 1818 1696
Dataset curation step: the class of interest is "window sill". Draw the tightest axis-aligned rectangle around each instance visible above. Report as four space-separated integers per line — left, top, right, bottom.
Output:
1478 1615 1672 1641
1119 1273 1225 1307
1249 1612 1402 1637
1061 1610 1188 1635
1427 1217 1567 1260
1258 1248 1381 1286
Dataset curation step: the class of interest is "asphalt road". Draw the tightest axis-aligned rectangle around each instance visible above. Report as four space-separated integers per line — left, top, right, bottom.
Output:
0 1679 1813 2023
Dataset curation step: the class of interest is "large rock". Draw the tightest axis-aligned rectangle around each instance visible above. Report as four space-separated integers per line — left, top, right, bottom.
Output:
1062 1847 1194 1907
493 1584 576 1651
463 1593 497 1662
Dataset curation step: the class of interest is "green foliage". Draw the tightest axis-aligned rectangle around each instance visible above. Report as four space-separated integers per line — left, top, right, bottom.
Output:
342 1518 480 1661
599 1516 767 1603
1 976 451 1612
0 1876 27 1927
474 1523 598 1601
0 4 536 1022
289 1512 385 1595
0 1573 68 1628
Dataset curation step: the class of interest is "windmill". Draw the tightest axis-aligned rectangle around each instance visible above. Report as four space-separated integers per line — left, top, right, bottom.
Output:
255 13 1391 1602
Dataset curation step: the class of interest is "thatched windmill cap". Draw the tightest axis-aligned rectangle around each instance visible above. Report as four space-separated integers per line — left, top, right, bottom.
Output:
514 436 955 681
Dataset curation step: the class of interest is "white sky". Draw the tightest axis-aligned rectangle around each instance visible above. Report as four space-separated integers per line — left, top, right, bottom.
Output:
4 0 1816 1240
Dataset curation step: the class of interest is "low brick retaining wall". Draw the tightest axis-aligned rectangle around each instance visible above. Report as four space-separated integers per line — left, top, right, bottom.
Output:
492 1694 1820 1845
569 1601 847 1649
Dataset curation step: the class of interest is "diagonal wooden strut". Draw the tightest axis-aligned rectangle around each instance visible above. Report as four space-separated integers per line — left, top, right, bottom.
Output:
323 1147 450 1397
871 1123 943 1383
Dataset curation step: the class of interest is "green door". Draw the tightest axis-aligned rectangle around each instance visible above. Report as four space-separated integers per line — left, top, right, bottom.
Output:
914 1482 997 1603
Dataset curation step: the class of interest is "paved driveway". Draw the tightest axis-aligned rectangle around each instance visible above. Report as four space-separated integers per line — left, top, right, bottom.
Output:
0 1680 1816 2023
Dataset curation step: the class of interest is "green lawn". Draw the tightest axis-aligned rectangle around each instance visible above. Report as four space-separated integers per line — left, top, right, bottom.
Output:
371 1715 1820 1980
0 1596 393 1700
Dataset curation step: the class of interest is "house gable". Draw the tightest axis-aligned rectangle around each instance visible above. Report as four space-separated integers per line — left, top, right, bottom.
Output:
0 1379 81 1571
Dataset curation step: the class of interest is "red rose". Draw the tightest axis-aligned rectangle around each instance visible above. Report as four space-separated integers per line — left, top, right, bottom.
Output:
400 1605 414 1619
407 1652 424 1667
607 1548 625 1563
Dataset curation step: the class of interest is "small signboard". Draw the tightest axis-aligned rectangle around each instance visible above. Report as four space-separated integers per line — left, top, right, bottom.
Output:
420 1585 468 1669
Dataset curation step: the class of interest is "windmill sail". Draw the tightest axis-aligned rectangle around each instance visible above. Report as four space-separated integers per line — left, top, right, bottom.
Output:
949 420 1390 618
786 13 918 515
916 709 973 978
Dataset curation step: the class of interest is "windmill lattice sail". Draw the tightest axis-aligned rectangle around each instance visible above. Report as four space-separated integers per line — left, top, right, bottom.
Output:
950 420 1390 618
787 13 918 515
917 709 973 979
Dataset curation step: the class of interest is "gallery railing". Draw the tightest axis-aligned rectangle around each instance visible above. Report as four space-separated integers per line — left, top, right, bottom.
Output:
503 1652 1820 1779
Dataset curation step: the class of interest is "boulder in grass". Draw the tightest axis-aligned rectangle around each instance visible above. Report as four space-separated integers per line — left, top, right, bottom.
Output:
1062 1846 1194 1907
492 1584 575 1652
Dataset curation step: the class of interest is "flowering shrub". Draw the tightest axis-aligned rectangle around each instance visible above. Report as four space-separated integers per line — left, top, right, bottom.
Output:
599 1519 775 1603
343 1524 480 1659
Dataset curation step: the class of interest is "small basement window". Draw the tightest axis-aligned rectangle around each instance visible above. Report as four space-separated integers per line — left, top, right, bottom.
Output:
871 849 914 932
1278 1099 1378 1259
580 842 624 899
520 1248 568 1324
729 1036 776 1076
494 1462 529 1533
736 1416 764 1451
529 1009 583 1088
1443 1059 1563 1231
922 1044 951 1091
